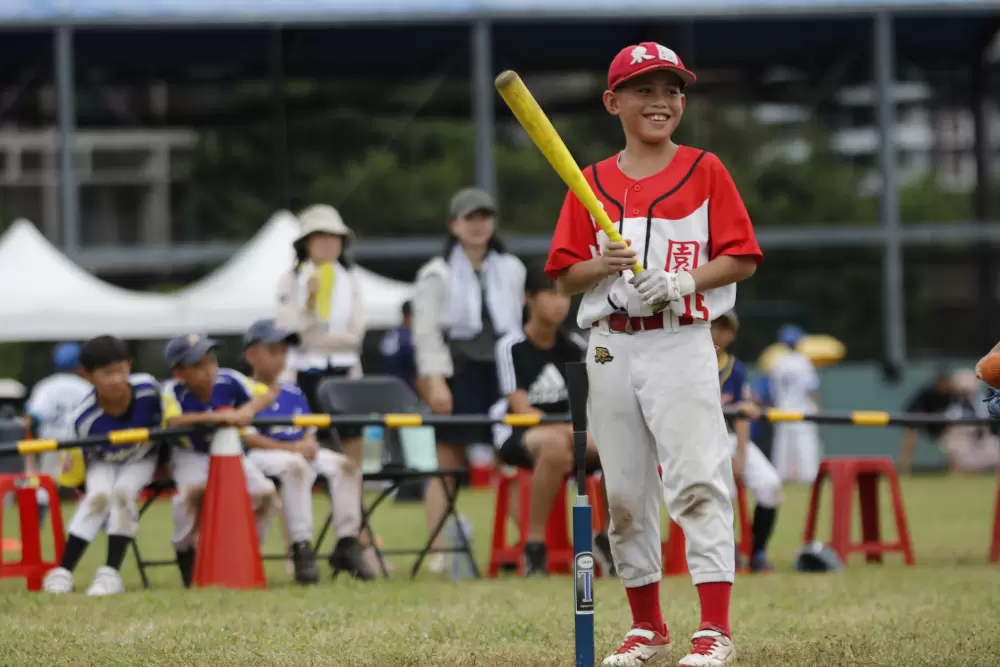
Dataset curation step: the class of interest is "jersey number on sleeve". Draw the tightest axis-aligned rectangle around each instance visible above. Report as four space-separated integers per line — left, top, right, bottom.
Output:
682 293 710 320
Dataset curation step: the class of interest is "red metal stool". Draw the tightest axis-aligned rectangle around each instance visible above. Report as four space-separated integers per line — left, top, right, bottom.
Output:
661 482 753 575
0 474 66 591
989 470 1000 564
489 467 606 576
802 457 915 566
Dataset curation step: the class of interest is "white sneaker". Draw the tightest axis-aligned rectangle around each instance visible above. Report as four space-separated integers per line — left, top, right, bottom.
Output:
42 567 73 594
602 624 672 666
677 628 736 666
85 566 124 596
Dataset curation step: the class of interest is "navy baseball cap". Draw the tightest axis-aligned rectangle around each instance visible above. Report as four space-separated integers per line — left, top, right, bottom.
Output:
778 324 805 347
52 342 81 371
165 333 219 368
244 319 300 349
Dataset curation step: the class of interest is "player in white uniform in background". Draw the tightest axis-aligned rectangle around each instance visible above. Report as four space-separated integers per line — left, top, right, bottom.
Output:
768 325 822 484
711 312 782 573
43 336 163 596
24 342 92 522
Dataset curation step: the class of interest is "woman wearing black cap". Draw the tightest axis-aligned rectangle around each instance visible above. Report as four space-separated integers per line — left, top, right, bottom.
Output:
412 187 525 572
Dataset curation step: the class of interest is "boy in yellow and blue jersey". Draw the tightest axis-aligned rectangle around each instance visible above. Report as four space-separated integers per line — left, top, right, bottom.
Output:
242 319 373 581
712 311 782 573
42 336 162 596
160 333 280 587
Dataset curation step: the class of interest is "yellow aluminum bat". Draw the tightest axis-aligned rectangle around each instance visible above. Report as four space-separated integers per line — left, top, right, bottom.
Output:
494 70 647 277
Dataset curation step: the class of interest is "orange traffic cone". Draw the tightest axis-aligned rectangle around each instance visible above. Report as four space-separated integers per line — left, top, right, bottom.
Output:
193 425 267 590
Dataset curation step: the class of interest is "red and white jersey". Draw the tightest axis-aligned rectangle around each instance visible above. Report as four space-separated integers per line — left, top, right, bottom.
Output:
544 147 762 329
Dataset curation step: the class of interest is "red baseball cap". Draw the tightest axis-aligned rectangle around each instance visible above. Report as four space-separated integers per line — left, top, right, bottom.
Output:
607 42 696 91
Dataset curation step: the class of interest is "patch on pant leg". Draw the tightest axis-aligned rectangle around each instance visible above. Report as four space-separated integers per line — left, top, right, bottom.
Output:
86 492 110 517
607 494 635 538
677 483 714 519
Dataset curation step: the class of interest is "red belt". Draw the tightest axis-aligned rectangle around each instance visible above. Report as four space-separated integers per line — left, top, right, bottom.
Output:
593 313 695 333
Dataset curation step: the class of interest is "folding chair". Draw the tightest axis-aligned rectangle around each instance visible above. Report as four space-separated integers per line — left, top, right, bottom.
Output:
313 376 477 579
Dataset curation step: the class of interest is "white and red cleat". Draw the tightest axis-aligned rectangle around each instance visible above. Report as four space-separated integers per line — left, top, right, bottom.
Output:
677 627 736 666
602 623 673 666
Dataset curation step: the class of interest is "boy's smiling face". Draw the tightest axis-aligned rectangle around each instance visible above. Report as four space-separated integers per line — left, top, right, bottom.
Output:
603 70 686 145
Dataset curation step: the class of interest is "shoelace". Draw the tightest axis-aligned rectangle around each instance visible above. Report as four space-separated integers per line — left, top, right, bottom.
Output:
690 633 721 656
615 634 651 655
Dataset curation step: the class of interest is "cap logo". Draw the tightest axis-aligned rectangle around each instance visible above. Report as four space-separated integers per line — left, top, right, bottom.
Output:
655 45 679 65
630 46 655 65
187 333 200 345
630 44 679 67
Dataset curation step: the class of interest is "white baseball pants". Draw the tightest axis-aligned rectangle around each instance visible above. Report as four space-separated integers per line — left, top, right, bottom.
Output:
170 447 278 551
247 448 362 542
67 457 158 542
586 322 735 587
772 422 821 484
725 434 783 509
310 448 363 539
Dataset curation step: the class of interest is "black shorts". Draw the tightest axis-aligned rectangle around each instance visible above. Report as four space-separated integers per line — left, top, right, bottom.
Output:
436 360 500 447
497 426 601 474
297 367 363 441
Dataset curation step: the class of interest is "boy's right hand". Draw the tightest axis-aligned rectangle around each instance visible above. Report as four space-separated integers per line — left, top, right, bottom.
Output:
600 240 637 276
297 439 319 461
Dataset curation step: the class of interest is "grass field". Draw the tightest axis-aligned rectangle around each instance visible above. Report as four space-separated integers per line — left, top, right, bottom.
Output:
1 474 999 666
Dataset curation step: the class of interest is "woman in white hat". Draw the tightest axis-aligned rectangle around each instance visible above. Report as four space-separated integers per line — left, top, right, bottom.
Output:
276 204 366 463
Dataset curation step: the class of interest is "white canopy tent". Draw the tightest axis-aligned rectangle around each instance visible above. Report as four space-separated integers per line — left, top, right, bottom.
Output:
175 212 413 333
0 219 184 341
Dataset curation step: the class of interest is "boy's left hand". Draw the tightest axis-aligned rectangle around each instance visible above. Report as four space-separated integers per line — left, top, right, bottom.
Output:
629 269 695 308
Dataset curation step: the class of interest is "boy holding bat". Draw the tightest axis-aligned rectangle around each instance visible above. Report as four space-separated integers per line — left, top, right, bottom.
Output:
539 43 762 666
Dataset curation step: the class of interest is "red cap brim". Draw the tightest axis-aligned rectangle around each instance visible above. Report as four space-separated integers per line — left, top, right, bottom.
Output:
611 62 696 91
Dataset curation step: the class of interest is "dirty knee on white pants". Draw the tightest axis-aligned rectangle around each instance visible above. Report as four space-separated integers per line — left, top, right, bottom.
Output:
312 449 362 538
67 462 117 542
107 457 158 538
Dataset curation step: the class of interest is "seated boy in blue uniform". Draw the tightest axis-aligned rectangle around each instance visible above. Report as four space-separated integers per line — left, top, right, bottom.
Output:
242 319 373 581
43 335 163 596
160 333 281 587
712 311 782 573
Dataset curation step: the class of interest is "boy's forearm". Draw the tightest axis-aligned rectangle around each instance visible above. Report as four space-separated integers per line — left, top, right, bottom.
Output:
734 419 750 453
243 390 279 415
165 412 221 427
689 255 758 291
556 259 609 296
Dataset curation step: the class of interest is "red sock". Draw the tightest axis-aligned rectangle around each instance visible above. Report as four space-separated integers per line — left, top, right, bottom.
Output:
697 582 732 634
625 582 666 635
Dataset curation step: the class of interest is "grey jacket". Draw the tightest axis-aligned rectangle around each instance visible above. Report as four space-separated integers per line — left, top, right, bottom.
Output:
412 254 526 378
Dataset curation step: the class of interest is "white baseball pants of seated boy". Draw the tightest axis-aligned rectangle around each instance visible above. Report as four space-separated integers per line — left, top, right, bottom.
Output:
586 320 735 588
170 447 279 551
724 433 783 509
247 448 362 542
772 421 822 484
67 457 159 542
